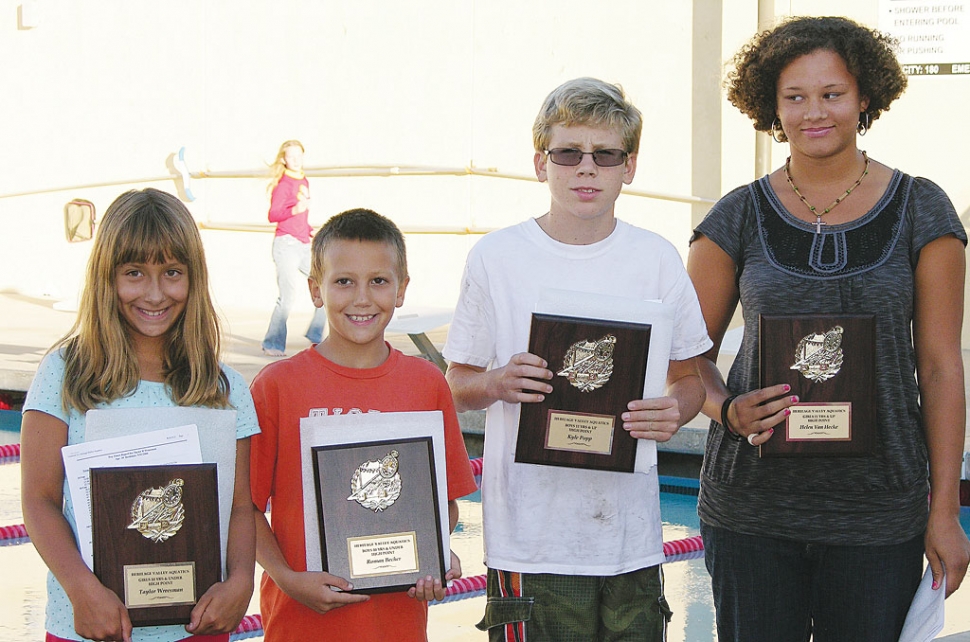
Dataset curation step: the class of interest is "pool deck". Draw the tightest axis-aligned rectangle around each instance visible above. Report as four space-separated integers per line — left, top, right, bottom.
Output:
0 290 466 398
3 287 970 460
0 290 714 455
4 290 970 639
0 290 395 395
4 289 970 453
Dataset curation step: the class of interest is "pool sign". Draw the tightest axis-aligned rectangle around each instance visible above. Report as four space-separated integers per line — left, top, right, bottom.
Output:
879 0 970 75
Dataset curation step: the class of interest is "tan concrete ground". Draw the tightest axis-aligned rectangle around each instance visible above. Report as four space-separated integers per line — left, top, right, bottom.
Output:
0 290 449 394
4 289 969 457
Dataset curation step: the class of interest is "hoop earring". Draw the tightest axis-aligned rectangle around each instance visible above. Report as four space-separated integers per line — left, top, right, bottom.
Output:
857 111 871 136
770 118 785 143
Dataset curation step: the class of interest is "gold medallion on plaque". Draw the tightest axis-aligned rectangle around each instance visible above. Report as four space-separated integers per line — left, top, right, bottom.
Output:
347 450 402 513
557 334 616 392
127 478 186 543
790 325 844 383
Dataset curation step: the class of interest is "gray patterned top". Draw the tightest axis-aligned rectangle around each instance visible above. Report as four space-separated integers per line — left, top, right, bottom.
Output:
692 170 966 544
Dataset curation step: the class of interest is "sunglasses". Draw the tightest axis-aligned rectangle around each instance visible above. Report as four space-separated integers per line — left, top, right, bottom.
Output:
545 148 629 167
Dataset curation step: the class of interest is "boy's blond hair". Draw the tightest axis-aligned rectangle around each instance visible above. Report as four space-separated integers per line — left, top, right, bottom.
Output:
310 208 408 284
532 77 643 154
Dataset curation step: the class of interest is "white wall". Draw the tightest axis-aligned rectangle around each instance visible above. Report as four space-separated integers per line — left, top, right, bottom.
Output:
1 1 966 329
729 0 970 209
0 0 699 315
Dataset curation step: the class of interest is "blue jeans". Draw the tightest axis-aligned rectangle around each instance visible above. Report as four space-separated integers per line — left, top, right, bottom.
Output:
701 522 923 642
262 235 327 352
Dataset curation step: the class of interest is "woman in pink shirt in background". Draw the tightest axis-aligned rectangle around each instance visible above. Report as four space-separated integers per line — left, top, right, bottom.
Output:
262 140 327 356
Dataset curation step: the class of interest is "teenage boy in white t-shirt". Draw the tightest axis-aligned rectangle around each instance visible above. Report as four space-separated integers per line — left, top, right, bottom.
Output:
443 77 712 641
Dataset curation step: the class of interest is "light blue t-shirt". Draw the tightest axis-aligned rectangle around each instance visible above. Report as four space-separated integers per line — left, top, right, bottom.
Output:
24 350 260 642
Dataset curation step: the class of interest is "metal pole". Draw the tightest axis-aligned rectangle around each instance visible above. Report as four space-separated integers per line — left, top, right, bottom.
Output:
754 0 777 179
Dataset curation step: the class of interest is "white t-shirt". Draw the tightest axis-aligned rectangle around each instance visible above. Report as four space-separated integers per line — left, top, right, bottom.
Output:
443 218 711 575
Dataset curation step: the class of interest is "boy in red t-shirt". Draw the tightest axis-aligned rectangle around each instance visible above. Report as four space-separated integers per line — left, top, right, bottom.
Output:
250 208 477 641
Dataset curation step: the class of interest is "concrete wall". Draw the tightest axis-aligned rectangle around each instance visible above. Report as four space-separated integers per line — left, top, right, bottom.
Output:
1 0 966 339
0 0 698 315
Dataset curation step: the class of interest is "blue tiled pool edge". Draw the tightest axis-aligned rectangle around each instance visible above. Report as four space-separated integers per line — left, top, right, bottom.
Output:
659 474 700 496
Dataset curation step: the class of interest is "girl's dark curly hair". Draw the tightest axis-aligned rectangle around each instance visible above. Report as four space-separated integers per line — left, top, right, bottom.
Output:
726 16 907 142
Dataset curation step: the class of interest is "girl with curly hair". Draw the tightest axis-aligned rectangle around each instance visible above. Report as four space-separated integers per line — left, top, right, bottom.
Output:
687 16 969 641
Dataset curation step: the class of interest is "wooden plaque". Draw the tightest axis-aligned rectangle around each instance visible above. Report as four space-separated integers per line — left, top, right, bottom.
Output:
91 464 221 627
759 315 876 457
515 313 651 473
311 437 445 593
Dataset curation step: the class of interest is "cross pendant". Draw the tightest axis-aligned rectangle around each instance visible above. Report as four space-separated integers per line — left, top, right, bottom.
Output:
815 216 823 234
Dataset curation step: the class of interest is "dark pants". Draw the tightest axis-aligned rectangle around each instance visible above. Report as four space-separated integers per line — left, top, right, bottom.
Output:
701 522 924 642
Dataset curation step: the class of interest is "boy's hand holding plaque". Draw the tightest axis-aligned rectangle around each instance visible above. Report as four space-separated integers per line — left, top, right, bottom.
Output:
759 314 876 457
515 313 652 473
301 411 451 594
310 439 444 593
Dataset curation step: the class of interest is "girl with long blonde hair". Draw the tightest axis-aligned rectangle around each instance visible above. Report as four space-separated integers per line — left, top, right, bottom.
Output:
21 188 259 642
262 139 327 356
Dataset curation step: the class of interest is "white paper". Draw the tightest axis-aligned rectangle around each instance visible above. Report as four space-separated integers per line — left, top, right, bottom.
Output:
62 424 203 570
899 565 945 642
84 407 239 577
535 289 675 472
300 411 451 584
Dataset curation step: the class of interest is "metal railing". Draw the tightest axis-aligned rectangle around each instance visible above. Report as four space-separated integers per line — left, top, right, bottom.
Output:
0 150 717 217
194 163 716 235
1 162 716 237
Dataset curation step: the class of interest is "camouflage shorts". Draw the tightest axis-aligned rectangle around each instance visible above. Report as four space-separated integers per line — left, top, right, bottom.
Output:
476 565 672 642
